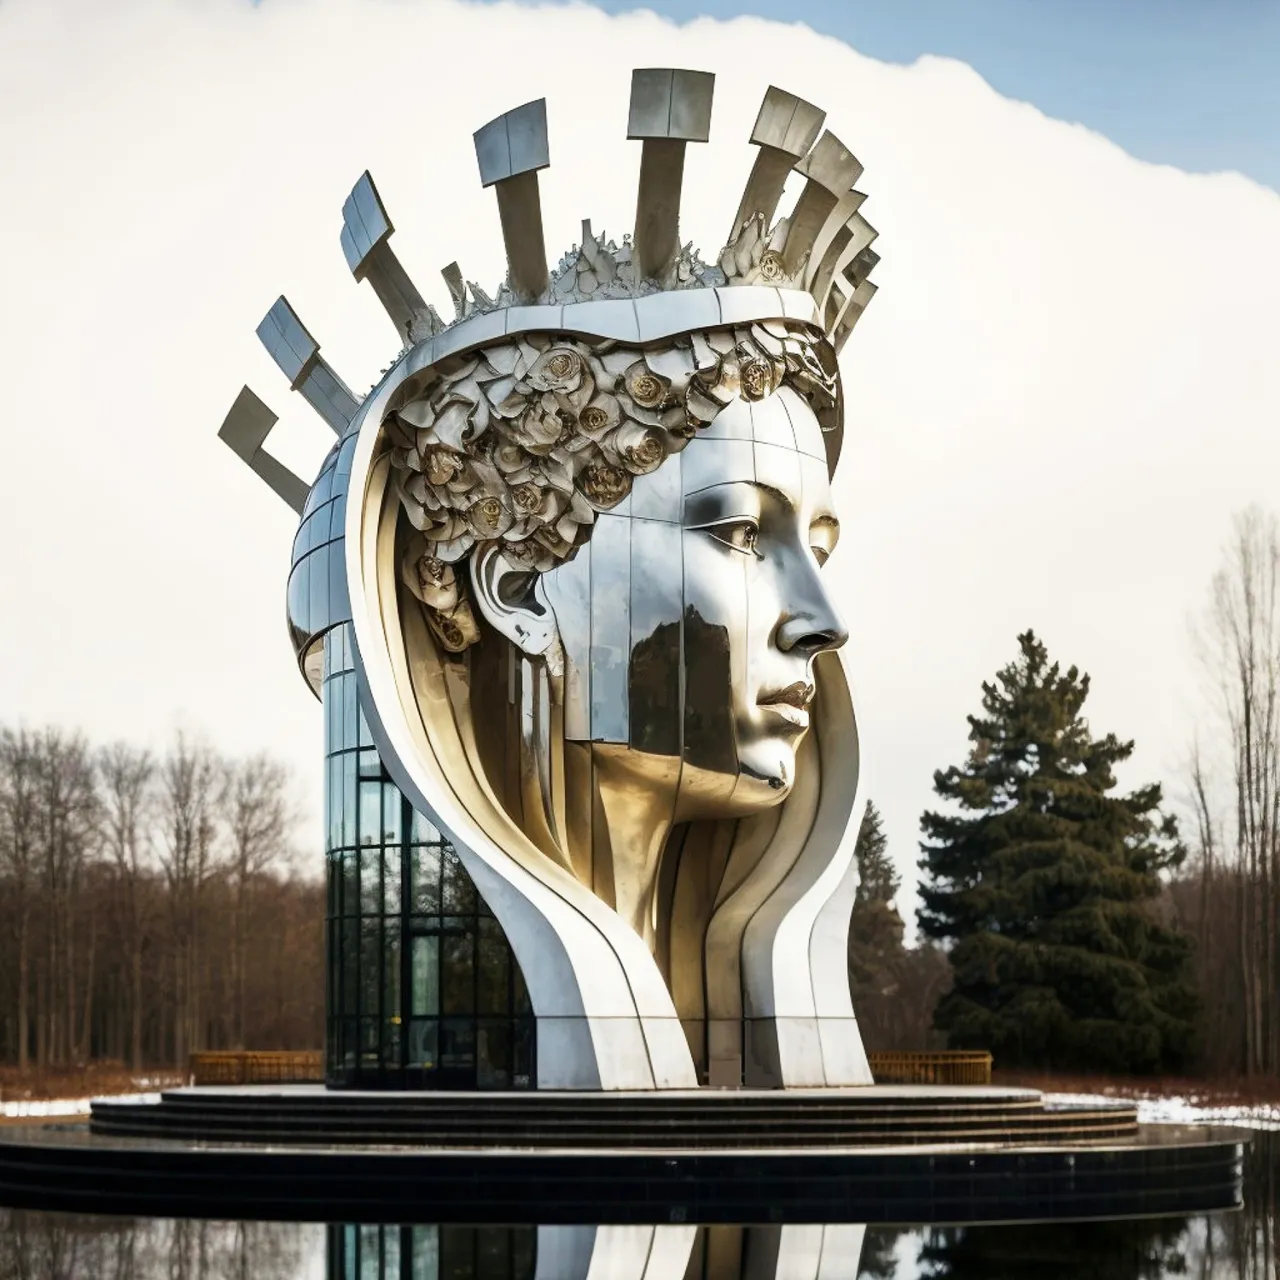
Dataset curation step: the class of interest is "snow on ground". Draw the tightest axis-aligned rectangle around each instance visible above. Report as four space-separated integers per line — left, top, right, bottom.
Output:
1045 1092 1280 1132
1 1092 160 1119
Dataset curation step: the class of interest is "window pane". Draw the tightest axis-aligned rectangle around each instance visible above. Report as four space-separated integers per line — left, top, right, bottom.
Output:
441 919 474 1015
513 953 532 1016
408 1018 438 1070
382 1226 400 1278
357 748 381 781
342 918 359 1013
513 1019 535 1089
342 752 357 847
476 1019 512 1090
383 847 402 916
439 1018 475 1071
411 934 439 1017
382 785 402 846
360 919 381 1020
358 696 373 748
411 1226 440 1280
442 850 476 915
328 756 342 851
384 921 401 1022
410 807 439 844
411 846 440 915
307 545 329 635
360 848 382 916
476 918 509 1015
359 781 381 846
342 850 358 918
360 1017 379 1069
344 670 358 748
342 1017 358 1073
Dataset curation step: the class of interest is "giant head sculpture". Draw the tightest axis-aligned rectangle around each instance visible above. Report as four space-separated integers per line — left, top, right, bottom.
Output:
230 70 880 1091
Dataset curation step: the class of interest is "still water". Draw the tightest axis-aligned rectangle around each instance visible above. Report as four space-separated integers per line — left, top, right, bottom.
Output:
0 1130 1273 1279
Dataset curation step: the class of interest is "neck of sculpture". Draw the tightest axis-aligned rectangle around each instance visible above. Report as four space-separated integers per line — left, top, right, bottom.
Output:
588 745 680 949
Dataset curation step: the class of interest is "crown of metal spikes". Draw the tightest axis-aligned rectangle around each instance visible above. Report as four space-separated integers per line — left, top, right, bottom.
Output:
219 69 879 512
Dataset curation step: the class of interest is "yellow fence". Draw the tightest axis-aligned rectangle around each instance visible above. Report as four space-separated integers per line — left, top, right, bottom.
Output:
189 1051 324 1086
867 1051 992 1086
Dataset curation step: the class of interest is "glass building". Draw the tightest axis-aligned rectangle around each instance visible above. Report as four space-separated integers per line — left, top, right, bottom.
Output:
289 440 534 1090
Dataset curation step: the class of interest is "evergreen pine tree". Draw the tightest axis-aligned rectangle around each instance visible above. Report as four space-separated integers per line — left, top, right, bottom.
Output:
917 631 1198 1074
849 801 906 999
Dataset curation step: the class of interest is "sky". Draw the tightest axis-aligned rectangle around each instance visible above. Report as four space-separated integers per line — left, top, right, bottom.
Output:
0 0 1277 930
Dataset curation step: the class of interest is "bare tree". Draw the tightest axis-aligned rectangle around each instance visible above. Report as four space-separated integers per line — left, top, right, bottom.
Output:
98 742 155 1072
0 729 40 1070
31 730 99 1067
158 733 220 1065
220 754 292 1047
1193 504 1280 1075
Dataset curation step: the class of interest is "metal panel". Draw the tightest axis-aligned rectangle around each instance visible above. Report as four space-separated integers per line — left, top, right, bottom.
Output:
678 437 755 497
256 296 317 388
627 68 714 141
589 514 631 744
749 85 826 155
474 99 550 186
340 171 393 276
750 396 795 450
627 518 682 758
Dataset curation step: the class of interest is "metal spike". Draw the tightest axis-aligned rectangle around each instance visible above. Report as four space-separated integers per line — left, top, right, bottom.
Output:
441 263 467 320
256 297 361 437
779 131 863 277
341 171 439 344
628 68 714 283
730 86 825 240
217 387 308 513
474 99 551 303
810 209 877 317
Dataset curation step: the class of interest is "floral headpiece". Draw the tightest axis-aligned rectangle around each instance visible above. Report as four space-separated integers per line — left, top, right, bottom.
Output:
385 323 835 652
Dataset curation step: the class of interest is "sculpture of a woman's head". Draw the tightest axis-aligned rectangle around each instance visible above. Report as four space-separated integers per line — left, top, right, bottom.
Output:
327 71 881 1090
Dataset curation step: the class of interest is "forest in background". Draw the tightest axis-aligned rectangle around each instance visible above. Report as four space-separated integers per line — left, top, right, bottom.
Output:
0 733 320 1076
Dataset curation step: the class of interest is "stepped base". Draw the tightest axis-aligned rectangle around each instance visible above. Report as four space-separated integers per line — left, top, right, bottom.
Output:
0 1087 1247 1225
89 1083 1138 1149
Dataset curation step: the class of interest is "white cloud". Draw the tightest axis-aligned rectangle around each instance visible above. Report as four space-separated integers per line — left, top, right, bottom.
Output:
1 0 1278 928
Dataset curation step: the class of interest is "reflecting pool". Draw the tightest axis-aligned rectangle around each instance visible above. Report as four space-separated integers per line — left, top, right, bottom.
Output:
0 1130 1273 1278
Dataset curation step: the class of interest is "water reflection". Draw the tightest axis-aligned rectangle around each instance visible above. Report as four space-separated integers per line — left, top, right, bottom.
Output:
0 1131 1273 1279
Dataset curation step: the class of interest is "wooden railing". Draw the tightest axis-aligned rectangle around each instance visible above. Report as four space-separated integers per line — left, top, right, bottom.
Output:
188 1051 324 1086
868 1051 992 1086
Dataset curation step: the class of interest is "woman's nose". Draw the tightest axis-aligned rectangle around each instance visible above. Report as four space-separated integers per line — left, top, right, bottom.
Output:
775 567 849 656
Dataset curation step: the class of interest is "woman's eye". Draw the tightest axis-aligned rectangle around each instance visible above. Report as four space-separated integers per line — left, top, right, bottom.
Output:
709 519 760 556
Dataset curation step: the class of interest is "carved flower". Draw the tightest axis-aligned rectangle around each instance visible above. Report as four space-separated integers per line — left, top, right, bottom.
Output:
507 406 566 454
578 393 621 438
405 552 459 612
465 495 513 539
510 482 544 515
528 348 584 393
613 424 665 475
740 358 776 402
624 362 670 409
422 447 464 487
581 463 630 507
757 250 787 283
429 600 481 654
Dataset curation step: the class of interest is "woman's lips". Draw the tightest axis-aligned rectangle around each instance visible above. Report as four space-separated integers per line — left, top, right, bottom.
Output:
758 681 815 727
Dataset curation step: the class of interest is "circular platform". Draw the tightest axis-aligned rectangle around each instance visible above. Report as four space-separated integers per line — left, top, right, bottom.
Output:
0 1085 1246 1225
89 1083 1140 1149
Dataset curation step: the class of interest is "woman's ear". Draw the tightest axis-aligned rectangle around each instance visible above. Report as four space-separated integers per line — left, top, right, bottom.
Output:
470 543 563 673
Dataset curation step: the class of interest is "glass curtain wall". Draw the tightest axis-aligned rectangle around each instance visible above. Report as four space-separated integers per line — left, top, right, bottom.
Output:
324 623 534 1089
327 1224 537 1279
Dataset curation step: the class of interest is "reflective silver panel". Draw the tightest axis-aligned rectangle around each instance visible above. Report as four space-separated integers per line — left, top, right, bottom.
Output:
589 513 631 744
